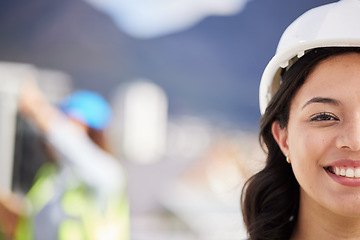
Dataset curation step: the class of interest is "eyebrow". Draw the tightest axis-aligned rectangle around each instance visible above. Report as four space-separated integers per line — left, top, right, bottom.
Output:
302 97 340 110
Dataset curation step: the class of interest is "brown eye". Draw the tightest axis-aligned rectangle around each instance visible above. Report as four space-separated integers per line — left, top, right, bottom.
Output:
310 113 338 122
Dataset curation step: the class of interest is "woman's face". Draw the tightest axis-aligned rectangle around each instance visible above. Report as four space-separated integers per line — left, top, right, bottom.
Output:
273 52 360 217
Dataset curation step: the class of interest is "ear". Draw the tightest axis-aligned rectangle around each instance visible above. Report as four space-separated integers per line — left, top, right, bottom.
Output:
271 121 289 156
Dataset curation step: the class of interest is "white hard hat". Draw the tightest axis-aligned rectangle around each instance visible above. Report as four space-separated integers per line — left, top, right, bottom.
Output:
259 0 360 114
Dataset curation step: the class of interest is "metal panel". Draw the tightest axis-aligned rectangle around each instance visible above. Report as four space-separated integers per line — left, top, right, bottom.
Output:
0 62 37 191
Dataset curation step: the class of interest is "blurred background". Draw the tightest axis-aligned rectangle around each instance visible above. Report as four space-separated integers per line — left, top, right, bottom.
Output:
0 0 337 239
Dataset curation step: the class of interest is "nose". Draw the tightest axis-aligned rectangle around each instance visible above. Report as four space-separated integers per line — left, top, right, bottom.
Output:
336 117 360 151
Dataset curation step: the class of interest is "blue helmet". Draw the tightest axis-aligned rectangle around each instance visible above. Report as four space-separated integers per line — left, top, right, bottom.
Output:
59 90 112 130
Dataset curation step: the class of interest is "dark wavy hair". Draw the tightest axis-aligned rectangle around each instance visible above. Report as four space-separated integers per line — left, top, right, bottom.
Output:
241 47 360 240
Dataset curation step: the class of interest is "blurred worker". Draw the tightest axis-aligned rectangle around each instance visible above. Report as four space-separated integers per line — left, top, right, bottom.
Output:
1 80 130 240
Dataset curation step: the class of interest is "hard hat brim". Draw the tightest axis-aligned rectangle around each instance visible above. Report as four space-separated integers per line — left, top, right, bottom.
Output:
259 39 360 115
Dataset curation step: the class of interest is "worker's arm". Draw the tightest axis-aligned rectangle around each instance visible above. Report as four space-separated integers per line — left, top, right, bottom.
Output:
19 81 126 198
0 189 23 239
46 117 126 196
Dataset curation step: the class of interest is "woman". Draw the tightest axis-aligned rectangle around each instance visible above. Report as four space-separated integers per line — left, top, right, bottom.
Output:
241 1 360 239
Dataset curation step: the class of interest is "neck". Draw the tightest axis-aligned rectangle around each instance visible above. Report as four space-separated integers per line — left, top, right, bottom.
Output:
291 191 360 240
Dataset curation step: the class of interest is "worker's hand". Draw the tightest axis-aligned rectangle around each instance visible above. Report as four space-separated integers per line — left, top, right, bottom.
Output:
0 188 23 239
18 79 59 132
18 79 46 118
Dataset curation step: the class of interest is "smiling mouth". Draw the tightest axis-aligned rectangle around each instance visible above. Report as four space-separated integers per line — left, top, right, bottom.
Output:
325 166 360 179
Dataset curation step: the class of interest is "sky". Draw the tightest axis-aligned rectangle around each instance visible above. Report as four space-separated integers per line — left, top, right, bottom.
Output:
82 0 251 38
0 0 338 128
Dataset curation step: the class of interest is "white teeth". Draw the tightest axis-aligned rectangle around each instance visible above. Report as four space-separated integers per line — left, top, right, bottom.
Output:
356 168 360 178
331 167 360 178
346 168 355 178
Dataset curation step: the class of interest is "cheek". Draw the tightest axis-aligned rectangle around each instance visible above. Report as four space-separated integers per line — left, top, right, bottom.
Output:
289 131 327 174
304 134 326 155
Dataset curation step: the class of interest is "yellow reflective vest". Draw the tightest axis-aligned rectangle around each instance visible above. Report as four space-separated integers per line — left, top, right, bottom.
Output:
15 163 130 240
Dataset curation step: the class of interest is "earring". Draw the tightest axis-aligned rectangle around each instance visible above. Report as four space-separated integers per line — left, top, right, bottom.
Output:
286 155 291 164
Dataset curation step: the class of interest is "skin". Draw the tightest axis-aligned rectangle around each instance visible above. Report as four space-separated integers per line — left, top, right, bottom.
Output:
272 53 360 239
0 190 23 239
